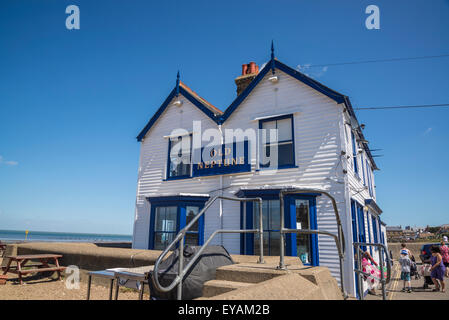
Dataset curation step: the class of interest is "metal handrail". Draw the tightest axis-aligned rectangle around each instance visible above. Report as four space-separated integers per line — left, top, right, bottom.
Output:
151 195 264 300
278 189 347 298
353 242 391 300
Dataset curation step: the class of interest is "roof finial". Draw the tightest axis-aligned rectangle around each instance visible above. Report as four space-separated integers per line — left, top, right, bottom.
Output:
271 40 275 75
175 70 180 97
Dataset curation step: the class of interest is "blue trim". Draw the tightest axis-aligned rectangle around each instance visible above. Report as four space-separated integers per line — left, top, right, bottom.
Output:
361 154 366 186
286 195 319 266
365 199 382 214
136 86 220 142
372 216 379 243
351 131 359 176
351 199 360 299
192 140 250 177
356 202 366 251
147 195 209 250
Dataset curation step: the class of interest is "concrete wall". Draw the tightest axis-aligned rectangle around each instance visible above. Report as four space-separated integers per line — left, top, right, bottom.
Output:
388 242 433 260
11 242 163 271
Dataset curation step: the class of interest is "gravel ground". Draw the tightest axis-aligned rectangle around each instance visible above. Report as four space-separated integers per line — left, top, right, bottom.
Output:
0 271 149 300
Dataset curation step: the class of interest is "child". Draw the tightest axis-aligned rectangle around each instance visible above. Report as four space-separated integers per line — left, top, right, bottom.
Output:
430 245 446 292
399 249 412 293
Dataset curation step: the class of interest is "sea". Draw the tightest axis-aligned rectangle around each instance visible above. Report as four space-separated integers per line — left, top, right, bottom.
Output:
0 229 132 243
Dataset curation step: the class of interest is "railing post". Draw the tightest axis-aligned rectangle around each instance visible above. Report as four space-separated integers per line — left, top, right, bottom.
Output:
257 198 265 264
356 245 363 300
278 191 286 270
177 236 184 300
379 246 386 300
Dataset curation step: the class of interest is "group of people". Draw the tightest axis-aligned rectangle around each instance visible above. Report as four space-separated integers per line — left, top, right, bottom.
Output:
399 238 448 293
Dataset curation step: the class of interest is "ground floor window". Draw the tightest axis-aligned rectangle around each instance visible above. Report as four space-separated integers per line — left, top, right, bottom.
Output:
154 206 177 250
253 200 281 256
148 196 209 250
238 189 319 266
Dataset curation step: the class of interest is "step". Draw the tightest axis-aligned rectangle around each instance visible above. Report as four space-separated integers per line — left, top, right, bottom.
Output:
202 279 252 297
215 264 289 284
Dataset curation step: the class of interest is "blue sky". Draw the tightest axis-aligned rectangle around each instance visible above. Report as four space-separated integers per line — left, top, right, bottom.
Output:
0 0 448 234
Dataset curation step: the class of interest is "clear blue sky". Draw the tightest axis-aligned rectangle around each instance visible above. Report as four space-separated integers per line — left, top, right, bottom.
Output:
1 0 448 234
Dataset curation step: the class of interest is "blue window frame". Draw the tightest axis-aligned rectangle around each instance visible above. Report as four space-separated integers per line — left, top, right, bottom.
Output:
166 135 192 180
366 160 374 197
372 216 379 243
259 115 296 169
361 154 366 186
354 201 366 251
147 195 209 250
238 189 319 266
351 131 359 176
351 200 360 298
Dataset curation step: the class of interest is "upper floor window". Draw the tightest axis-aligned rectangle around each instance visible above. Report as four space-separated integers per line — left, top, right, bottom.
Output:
259 115 295 169
366 160 374 197
167 135 191 179
351 131 359 176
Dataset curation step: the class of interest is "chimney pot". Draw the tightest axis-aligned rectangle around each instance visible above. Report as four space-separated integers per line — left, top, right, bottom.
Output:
242 64 248 76
249 61 256 74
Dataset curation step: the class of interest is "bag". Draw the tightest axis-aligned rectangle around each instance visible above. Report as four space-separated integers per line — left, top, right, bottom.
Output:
419 264 432 277
148 245 234 300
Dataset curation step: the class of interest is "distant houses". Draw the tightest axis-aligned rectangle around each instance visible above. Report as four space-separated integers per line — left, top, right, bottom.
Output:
386 224 448 242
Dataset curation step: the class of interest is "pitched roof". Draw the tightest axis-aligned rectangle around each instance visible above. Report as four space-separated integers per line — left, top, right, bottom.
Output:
136 58 378 170
179 82 223 115
136 82 221 141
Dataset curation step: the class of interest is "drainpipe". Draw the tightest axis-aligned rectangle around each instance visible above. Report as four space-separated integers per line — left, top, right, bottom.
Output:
219 124 224 246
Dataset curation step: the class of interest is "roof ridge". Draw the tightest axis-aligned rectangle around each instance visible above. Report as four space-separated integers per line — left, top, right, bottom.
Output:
179 81 223 115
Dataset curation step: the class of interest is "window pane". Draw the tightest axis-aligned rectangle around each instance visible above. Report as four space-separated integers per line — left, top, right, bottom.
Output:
269 200 280 230
254 231 269 256
295 199 311 264
269 231 281 256
169 136 191 177
254 200 281 256
261 120 276 144
154 232 175 250
155 206 177 232
277 118 292 141
186 206 199 231
278 142 294 166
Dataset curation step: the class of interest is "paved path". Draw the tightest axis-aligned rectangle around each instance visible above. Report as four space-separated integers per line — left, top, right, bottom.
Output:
366 261 448 300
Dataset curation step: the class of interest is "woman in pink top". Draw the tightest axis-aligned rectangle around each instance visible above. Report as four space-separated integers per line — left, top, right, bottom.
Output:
440 240 449 277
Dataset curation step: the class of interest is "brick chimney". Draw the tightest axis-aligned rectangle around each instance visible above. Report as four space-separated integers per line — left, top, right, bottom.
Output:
235 61 259 96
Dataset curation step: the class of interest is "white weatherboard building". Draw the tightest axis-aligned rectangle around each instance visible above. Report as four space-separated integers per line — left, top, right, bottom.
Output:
132 49 388 298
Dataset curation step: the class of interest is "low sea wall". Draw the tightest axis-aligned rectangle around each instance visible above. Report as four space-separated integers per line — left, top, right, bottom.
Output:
4 242 299 271
7 242 161 270
388 242 438 260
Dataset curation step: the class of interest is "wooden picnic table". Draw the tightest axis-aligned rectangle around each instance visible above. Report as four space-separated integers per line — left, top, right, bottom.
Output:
1 254 66 285
0 243 6 255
